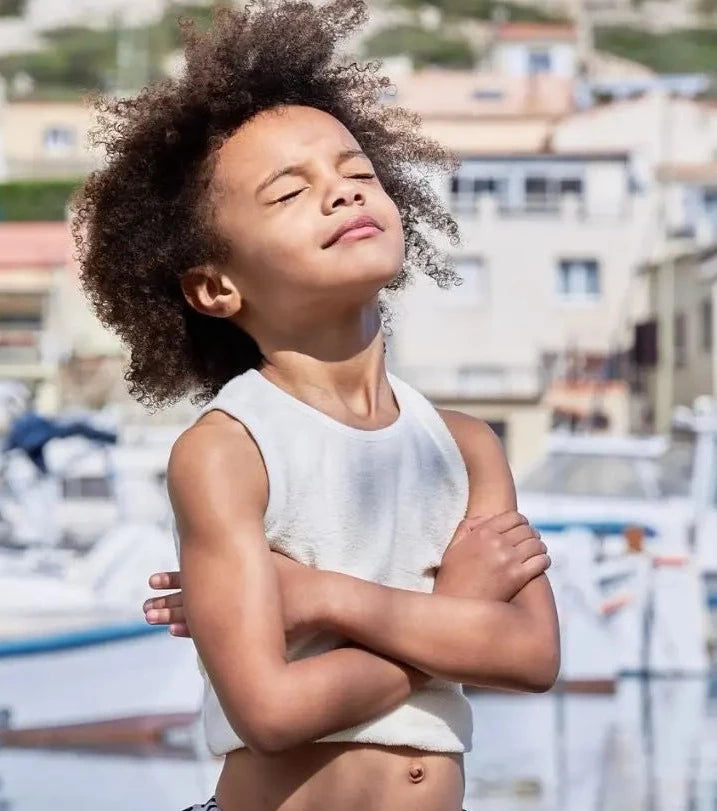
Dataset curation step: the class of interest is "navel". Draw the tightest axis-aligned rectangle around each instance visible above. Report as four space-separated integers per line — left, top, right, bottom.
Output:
407 761 425 783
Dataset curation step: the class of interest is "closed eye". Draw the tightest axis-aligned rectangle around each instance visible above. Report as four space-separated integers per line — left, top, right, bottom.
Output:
275 174 376 204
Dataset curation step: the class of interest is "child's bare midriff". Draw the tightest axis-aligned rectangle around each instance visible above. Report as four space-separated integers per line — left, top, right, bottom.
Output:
216 741 465 811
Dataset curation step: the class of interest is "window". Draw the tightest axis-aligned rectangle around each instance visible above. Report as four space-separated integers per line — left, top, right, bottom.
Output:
556 259 600 301
524 176 561 213
702 298 713 352
674 312 687 367
528 49 552 74
472 88 504 101
43 126 75 155
449 173 502 216
486 420 507 445
449 174 476 216
440 258 489 307
560 178 583 195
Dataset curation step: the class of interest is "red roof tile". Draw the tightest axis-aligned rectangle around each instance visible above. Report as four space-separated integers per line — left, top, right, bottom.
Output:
0 222 72 270
497 23 576 41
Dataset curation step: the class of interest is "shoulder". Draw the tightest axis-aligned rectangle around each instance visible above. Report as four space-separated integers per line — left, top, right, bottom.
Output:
436 409 505 465
167 410 269 521
436 408 516 513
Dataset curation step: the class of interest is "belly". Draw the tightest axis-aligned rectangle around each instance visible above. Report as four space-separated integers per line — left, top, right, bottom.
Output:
216 741 466 811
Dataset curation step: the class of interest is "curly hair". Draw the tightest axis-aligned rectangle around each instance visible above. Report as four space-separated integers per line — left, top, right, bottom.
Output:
70 0 463 411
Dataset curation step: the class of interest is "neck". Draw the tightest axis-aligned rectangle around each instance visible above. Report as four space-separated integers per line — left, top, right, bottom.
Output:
253 301 393 420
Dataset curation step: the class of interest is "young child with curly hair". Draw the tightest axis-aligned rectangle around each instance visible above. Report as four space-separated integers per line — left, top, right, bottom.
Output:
71 2 559 809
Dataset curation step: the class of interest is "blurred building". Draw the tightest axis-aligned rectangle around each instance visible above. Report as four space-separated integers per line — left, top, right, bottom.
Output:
0 221 70 412
633 161 717 433
485 22 580 79
510 0 706 32
385 56 717 471
636 246 717 434
0 97 103 180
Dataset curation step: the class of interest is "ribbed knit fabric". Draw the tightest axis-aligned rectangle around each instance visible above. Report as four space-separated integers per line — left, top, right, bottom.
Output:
172 366 473 755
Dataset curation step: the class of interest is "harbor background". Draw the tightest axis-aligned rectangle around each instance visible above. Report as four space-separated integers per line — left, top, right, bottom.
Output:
2 0 717 809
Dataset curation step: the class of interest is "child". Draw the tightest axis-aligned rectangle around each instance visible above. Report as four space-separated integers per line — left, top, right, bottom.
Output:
72 2 560 810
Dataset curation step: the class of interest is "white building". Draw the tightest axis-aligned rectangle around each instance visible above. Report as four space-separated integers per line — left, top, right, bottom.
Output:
486 23 580 79
509 0 705 31
385 80 717 471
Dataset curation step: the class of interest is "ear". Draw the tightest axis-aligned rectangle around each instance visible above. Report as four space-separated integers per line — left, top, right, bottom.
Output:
180 265 242 319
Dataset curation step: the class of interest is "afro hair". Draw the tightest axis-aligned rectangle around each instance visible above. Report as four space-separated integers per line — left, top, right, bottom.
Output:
70 0 463 411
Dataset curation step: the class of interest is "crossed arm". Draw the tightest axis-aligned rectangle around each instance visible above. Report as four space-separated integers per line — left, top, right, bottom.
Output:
168 410 559 754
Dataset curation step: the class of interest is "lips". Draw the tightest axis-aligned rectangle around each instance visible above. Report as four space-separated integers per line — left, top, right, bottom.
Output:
323 214 383 248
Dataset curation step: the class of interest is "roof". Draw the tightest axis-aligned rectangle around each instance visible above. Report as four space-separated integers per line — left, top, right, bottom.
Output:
657 162 717 184
386 69 574 120
0 222 72 270
638 244 717 275
496 23 576 42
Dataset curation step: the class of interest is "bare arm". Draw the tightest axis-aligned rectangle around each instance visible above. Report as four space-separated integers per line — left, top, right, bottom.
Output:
437 410 560 666
170 415 430 755
310 413 560 691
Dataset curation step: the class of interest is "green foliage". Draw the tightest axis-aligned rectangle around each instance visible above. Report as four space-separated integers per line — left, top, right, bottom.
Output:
364 23 475 69
162 2 218 48
0 27 118 92
0 0 24 16
0 3 218 95
595 26 717 74
0 178 82 221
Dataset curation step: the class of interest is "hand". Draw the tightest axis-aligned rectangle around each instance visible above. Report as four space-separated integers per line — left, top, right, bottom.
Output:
433 510 550 602
143 552 325 644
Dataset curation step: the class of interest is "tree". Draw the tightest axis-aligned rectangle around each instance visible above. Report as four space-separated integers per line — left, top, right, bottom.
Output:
0 0 24 16
364 24 476 69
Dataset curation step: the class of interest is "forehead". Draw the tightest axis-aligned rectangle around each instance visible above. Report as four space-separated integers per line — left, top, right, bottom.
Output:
214 105 361 193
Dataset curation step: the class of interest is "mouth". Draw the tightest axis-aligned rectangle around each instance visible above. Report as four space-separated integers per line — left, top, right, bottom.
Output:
323 215 384 248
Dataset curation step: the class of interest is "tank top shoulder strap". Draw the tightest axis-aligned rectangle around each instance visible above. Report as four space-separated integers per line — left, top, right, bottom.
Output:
387 371 469 500
192 370 287 531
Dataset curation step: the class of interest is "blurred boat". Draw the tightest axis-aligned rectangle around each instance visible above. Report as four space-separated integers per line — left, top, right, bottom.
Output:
517 399 717 683
541 526 708 684
0 420 183 552
0 520 204 729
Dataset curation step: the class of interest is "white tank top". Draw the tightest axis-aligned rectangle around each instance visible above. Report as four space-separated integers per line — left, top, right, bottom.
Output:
173 366 474 755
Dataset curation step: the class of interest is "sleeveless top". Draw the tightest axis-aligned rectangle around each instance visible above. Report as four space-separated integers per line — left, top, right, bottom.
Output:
172 366 473 755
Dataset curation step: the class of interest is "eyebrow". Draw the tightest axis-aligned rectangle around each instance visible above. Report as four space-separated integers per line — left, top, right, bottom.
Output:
255 148 370 197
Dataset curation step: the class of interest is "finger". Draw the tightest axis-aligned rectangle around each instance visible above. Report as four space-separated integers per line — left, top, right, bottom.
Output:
169 623 191 638
503 524 541 547
145 607 185 625
148 571 181 590
522 553 551 580
515 538 548 562
481 510 529 534
143 591 183 612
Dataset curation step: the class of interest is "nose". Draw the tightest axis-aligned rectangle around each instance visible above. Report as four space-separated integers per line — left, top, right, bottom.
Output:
326 176 366 211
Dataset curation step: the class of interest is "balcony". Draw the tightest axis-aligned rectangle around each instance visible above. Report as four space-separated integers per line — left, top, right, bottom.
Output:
394 364 545 401
0 328 56 378
450 192 631 225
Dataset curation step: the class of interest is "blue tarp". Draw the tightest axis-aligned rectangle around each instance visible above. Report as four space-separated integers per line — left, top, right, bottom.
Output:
2 411 117 475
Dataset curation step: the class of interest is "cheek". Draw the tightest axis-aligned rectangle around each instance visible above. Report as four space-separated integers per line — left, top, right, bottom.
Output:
255 223 317 285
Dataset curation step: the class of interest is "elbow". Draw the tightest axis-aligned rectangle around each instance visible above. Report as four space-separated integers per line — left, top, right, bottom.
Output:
223 695 292 756
243 712 291 756
241 697 298 756
522 637 561 693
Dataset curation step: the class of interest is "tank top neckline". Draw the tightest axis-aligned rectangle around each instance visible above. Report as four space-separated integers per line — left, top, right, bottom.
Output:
244 367 407 441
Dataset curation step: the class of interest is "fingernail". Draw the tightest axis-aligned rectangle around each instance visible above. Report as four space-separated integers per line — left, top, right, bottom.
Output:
146 610 158 622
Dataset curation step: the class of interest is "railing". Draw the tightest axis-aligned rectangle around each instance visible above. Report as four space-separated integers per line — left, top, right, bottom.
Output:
393 364 545 400
0 329 45 365
449 192 619 223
